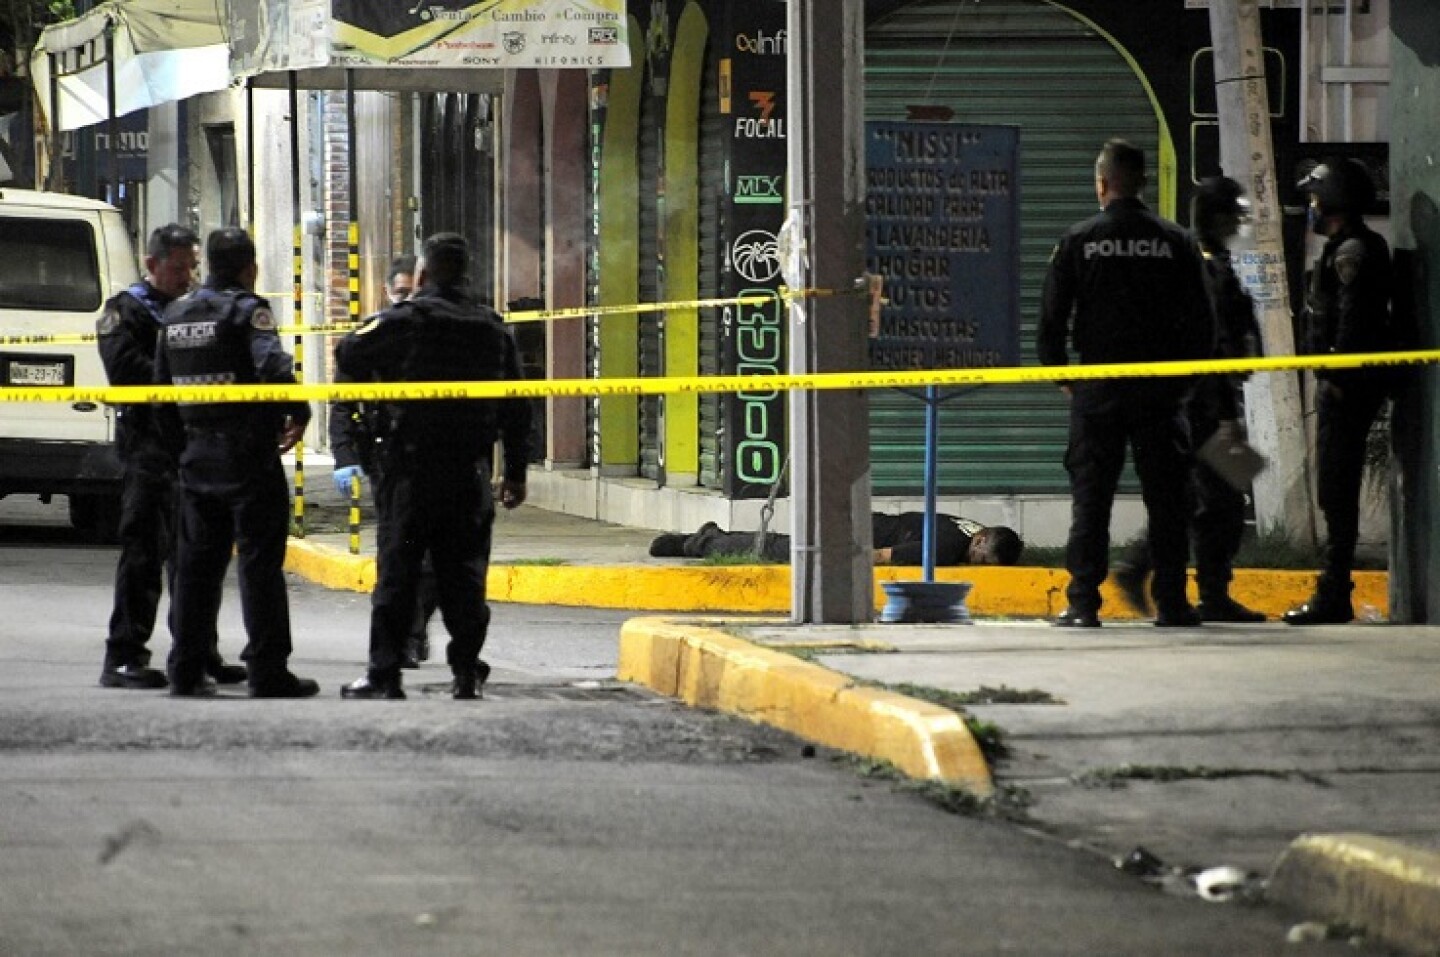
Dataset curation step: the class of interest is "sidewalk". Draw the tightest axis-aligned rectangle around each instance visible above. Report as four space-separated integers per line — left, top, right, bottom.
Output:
282 485 1439 954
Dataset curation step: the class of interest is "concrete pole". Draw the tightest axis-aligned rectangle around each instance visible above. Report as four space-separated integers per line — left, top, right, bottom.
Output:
786 0 873 624
1209 0 1318 549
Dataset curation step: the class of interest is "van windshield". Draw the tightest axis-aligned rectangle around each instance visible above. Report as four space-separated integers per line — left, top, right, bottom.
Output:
0 218 103 312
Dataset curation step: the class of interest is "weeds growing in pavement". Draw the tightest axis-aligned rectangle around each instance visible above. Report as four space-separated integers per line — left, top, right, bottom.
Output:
1074 764 1330 788
836 755 1032 819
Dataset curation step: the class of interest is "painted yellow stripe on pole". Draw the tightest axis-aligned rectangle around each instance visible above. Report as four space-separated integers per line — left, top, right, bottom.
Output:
2 350 1436 405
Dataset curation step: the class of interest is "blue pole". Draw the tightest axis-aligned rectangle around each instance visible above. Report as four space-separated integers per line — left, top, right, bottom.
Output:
922 385 939 582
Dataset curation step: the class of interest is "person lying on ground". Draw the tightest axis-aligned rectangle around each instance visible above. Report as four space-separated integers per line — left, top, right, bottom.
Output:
649 513 1024 566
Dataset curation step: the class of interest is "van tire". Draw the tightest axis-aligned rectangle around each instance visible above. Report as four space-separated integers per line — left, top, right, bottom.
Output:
70 493 121 544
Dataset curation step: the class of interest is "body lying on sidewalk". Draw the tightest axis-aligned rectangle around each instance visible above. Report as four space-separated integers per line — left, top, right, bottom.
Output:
650 513 1024 566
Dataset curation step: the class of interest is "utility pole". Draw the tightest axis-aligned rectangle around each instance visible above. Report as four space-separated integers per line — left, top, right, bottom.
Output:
786 0 873 624
1209 0 1317 549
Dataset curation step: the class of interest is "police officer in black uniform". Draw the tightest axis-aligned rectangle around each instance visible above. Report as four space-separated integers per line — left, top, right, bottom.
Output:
1285 159 1395 625
1112 177 1268 623
154 227 318 697
96 224 247 690
1038 139 1216 628
336 233 531 701
329 254 438 669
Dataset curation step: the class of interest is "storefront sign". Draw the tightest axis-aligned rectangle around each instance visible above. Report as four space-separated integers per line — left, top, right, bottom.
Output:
230 0 630 74
865 122 1021 370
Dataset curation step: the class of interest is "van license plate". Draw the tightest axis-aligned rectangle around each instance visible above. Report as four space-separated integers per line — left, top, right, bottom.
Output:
8 359 68 386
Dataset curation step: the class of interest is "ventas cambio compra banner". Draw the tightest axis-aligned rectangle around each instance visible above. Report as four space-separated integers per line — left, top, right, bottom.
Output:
231 0 631 74
332 0 631 68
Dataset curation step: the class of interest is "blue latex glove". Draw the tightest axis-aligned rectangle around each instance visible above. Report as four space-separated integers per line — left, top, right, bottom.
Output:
333 465 365 496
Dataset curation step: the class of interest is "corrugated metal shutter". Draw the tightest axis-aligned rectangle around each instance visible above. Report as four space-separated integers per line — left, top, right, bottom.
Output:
698 48 725 490
638 87 663 481
866 0 1159 494
586 92 601 470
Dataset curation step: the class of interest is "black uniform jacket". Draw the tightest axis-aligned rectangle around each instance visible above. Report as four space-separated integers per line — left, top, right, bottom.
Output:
333 286 532 483
1304 219 1394 391
1037 196 1216 369
154 283 310 442
97 281 174 457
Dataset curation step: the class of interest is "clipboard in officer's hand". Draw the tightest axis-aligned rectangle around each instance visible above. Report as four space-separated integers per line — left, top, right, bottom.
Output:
1197 419 1267 491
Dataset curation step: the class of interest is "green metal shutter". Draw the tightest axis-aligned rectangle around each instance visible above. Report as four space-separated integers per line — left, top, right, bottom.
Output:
866 0 1160 494
638 86 663 481
698 47 725 489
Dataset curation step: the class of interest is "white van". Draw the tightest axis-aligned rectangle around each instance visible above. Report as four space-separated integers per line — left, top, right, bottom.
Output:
0 188 140 533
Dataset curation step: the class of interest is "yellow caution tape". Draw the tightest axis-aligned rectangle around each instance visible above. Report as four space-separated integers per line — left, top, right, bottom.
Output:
0 290 842 347
0 350 1434 404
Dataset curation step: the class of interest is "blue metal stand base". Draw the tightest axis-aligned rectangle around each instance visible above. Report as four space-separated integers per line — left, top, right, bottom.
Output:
880 581 973 624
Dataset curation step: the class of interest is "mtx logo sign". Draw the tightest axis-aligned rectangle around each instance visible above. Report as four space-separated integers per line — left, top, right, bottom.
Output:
590 27 619 44
735 175 783 205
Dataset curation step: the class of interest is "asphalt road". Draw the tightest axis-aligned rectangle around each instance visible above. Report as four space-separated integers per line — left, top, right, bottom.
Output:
0 503 1383 955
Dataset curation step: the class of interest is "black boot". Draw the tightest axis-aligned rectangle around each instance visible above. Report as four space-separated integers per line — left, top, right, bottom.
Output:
1284 579 1354 625
1198 594 1267 623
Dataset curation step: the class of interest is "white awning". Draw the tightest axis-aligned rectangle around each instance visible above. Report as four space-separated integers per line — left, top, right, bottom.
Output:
30 0 231 133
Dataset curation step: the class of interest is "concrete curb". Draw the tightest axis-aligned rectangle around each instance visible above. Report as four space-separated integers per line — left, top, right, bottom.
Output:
285 539 376 592
1269 833 1440 954
284 538 1389 618
617 617 994 797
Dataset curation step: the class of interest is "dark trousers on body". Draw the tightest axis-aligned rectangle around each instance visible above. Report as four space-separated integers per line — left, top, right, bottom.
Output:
1118 416 1248 602
167 433 294 686
1065 381 1194 614
1315 380 1389 596
368 457 494 682
105 448 175 669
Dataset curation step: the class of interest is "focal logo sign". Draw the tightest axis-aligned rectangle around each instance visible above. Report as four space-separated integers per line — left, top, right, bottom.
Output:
735 175 783 205
731 230 781 284
735 91 784 139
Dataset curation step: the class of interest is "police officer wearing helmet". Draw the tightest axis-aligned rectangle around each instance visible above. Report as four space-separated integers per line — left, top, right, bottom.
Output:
336 232 531 701
1285 158 1394 625
96 224 248 690
154 227 319 697
1112 176 1268 623
1038 139 1216 628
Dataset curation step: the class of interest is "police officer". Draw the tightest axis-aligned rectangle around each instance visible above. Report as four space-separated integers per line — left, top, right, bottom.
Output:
329 255 438 669
336 233 531 701
1038 139 1216 628
1112 177 1267 623
154 227 318 697
1285 159 1395 625
96 224 247 690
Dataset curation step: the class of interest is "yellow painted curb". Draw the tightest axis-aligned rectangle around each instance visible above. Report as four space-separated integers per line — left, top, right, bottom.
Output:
284 539 376 593
618 617 994 797
1269 833 1440 954
284 541 1389 620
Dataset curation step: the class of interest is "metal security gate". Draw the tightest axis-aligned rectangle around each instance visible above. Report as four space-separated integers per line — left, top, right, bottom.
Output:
866 0 1161 494
638 83 663 482
420 93 496 297
698 45 726 490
